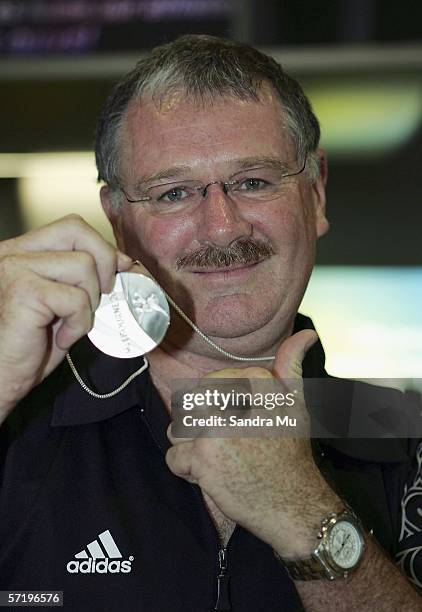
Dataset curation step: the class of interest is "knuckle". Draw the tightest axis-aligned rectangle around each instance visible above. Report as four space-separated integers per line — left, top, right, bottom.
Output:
83 311 94 335
73 287 91 311
69 298 92 336
30 277 53 303
62 213 85 226
76 250 96 274
102 244 117 268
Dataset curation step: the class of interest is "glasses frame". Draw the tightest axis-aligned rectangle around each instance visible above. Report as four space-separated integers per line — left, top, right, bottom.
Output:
118 156 307 207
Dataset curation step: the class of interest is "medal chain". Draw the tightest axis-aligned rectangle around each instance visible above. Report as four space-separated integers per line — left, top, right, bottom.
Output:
65 353 149 399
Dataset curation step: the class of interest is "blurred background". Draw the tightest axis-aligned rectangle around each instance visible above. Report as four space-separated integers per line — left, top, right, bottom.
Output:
0 0 421 389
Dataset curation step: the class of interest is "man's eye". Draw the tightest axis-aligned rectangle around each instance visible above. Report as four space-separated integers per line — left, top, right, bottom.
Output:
158 187 190 203
238 178 268 191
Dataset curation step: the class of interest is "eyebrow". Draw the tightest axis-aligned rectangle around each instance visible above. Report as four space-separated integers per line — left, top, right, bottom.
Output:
133 165 192 192
132 156 292 192
234 156 291 171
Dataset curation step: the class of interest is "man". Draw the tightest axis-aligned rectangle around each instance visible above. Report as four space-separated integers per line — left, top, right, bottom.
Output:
0 35 420 610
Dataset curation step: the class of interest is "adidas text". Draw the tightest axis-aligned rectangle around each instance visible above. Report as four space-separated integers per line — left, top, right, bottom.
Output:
67 558 132 574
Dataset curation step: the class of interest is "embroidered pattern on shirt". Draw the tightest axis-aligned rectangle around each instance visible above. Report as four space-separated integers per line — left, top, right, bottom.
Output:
396 441 422 588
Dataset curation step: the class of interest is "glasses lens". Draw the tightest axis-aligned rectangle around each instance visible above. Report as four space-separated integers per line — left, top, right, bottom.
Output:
230 164 303 201
147 181 203 214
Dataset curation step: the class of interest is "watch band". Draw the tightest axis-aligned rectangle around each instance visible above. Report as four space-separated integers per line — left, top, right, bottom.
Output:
281 553 331 581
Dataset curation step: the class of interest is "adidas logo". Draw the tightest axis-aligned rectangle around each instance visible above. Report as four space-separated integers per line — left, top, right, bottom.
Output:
66 530 133 574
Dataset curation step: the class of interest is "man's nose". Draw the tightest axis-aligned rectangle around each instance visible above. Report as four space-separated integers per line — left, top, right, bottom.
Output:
196 182 252 246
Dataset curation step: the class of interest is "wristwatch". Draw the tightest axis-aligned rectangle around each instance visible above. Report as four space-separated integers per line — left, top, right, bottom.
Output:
276 509 366 581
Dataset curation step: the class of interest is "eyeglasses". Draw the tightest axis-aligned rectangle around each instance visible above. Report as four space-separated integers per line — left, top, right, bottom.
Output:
118 157 307 216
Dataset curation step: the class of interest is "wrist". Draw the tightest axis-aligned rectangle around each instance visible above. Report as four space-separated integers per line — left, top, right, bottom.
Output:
272 492 344 560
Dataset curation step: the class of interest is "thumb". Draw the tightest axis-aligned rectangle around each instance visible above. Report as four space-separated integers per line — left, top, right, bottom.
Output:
272 329 318 380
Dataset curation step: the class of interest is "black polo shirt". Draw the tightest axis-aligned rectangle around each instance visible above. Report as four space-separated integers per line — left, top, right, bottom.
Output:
0 315 417 611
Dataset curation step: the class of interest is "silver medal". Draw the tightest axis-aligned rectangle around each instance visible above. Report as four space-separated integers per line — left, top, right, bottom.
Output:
88 272 170 358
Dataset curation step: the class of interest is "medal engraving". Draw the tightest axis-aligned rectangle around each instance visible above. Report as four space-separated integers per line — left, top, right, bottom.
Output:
88 272 170 358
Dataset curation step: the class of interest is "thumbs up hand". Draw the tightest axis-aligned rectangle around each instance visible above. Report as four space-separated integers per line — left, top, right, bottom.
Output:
166 330 342 558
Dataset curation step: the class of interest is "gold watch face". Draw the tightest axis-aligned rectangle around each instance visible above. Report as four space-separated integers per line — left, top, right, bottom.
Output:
328 520 363 569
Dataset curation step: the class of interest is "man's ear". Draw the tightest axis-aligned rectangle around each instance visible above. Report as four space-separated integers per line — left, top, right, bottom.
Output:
312 148 330 238
100 185 126 250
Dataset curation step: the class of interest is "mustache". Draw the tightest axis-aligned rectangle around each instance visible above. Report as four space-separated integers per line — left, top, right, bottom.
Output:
176 238 275 270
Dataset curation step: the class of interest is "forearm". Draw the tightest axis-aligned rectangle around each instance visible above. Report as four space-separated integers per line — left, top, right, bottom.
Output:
266 469 421 611
294 536 421 612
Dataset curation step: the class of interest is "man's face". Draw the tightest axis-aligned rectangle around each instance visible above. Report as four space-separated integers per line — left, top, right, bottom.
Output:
102 87 328 342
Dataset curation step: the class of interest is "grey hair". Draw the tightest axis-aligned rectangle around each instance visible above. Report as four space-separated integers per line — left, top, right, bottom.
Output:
95 34 321 204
